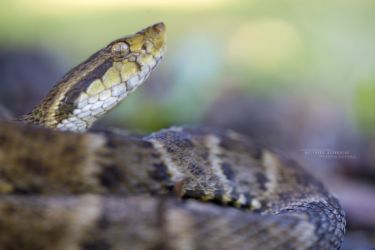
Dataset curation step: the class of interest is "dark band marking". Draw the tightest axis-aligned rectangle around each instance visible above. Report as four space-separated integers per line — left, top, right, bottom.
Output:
151 163 171 182
60 48 107 83
16 156 46 175
99 165 124 191
255 172 269 191
96 214 111 231
221 162 235 181
13 185 42 194
81 239 111 250
56 59 114 123
183 189 206 200
140 140 153 148
243 193 253 208
151 152 161 158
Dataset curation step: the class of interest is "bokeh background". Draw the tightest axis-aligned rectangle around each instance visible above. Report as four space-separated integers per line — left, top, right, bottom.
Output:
0 0 374 248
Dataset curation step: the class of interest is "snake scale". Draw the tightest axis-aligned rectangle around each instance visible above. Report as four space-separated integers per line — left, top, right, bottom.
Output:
0 23 345 250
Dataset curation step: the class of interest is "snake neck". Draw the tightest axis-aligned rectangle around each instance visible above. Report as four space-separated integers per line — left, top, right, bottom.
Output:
20 85 67 128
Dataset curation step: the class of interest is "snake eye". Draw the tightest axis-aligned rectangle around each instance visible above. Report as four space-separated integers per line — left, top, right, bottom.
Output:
111 42 129 57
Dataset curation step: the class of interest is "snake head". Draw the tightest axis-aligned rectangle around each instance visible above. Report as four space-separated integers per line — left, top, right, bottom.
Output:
109 22 166 63
22 23 167 132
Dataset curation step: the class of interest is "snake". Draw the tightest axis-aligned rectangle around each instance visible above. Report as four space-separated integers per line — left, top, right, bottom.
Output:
0 23 345 250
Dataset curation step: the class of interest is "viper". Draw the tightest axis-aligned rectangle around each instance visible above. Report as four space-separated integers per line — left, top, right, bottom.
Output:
0 23 345 250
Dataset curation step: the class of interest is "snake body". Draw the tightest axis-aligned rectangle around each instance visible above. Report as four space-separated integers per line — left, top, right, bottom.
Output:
0 23 345 250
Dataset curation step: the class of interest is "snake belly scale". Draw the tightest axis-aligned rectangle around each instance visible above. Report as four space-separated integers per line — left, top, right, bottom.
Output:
0 23 345 250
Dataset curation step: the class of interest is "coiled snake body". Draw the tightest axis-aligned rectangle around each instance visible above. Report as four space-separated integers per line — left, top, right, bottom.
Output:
0 23 345 250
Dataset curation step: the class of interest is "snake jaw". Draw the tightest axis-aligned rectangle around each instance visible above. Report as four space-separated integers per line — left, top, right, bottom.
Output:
22 23 166 132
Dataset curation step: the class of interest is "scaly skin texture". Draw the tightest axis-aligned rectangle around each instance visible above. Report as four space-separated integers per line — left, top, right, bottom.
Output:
0 23 345 249
21 23 165 132
0 123 345 249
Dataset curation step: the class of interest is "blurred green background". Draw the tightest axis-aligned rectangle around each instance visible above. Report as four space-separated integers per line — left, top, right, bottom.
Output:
1 0 374 133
